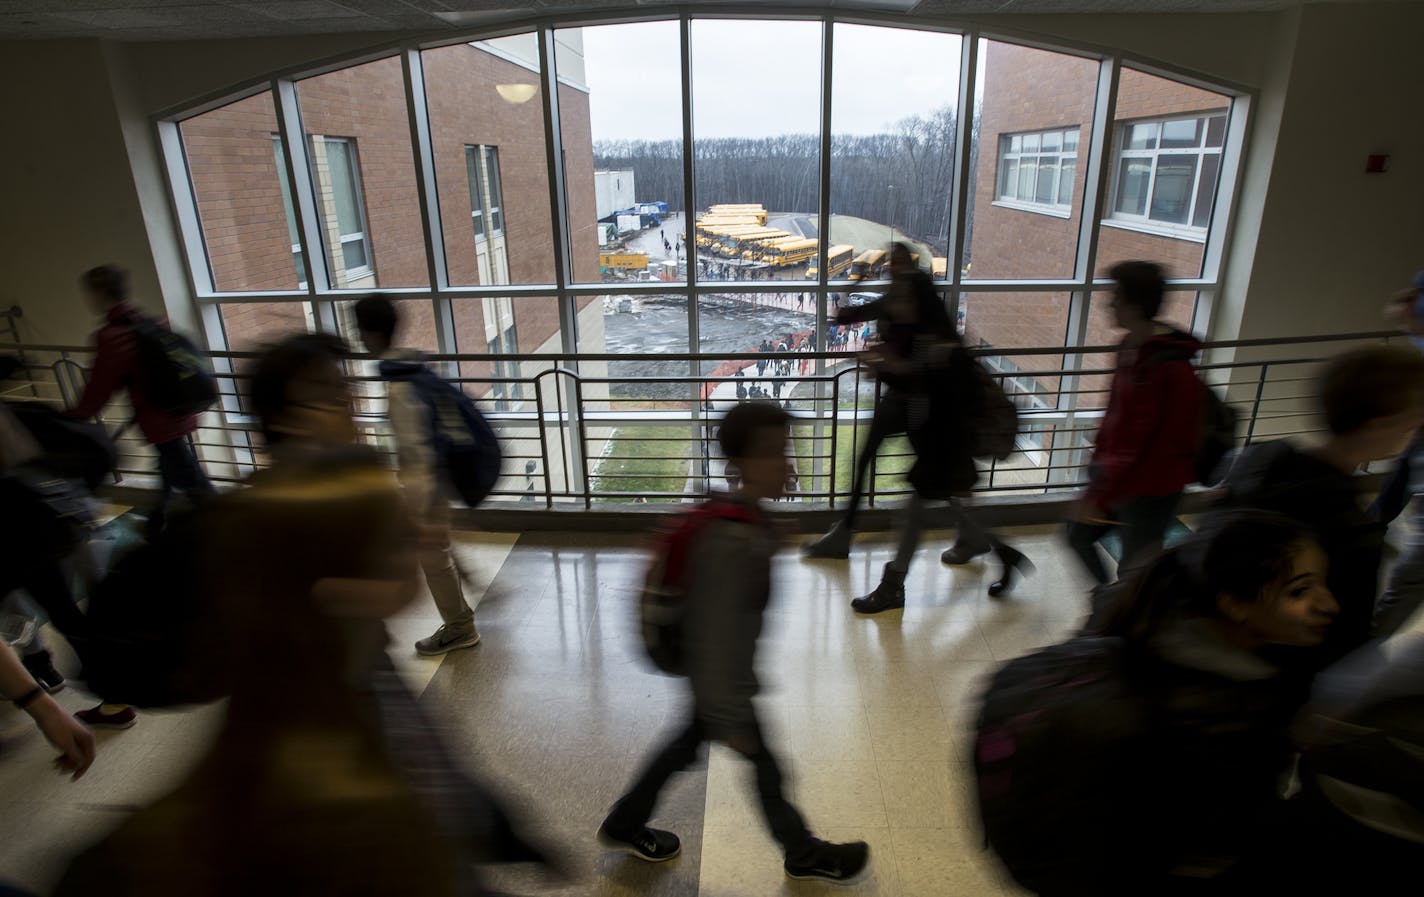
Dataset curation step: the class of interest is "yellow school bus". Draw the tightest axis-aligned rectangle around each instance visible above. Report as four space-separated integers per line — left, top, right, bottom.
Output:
763 237 819 268
931 257 948 278
599 252 649 270
848 249 888 281
706 204 767 225
805 244 856 279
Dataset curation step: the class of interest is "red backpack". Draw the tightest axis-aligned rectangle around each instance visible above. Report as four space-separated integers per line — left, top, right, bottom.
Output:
639 495 760 675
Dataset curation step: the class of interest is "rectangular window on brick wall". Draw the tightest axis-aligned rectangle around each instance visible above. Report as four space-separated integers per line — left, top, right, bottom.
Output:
318 137 373 281
467 144 511 286
995 127 1078 216
1107 113 1225 239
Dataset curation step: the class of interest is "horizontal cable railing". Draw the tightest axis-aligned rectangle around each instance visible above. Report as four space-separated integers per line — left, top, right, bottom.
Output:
0 331 1398 509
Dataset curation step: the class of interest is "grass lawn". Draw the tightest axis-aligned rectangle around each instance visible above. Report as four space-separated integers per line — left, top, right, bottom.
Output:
591 425 695 503
793 422 912 501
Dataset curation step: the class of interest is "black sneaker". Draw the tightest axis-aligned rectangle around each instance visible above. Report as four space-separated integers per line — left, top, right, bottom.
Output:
597 823 681 862
21 651 65 694
785 839 870 883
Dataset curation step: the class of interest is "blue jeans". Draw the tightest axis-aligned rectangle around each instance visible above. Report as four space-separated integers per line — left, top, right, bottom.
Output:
1066 492 1182 585
150 437 214 536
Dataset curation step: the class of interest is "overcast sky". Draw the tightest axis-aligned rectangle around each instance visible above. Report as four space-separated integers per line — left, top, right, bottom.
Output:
578 19 972 142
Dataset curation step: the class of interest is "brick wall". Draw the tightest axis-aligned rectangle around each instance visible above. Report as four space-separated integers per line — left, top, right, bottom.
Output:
181 43 599 390
967 44 1231 366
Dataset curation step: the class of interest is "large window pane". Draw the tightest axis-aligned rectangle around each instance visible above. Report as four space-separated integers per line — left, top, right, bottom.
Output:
558 22 684 286
423 35 560 286
295 57 428 289
598 292 692 411
180 91 302 292
692 20 822 285
1078 289 1199 409
967 40 1098 280
1098 68 1231 279
829 23 960 282
217 301 312 353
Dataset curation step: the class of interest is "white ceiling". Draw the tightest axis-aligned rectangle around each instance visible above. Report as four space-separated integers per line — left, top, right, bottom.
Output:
0 0 1340 42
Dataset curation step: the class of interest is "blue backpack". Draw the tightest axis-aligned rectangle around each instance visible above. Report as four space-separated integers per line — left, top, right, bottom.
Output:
377 359 503 507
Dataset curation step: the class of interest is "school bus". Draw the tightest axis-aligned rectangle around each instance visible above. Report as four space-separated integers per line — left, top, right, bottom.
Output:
931 256 948 278
805 244 856 279
762 237 819 268
848 249 888 281
696 215 762 229
599 252 649 271
706 204 767 225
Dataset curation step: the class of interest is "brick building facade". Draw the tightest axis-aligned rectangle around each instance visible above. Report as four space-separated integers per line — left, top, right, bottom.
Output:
181 40 601 400
967 42 1230 408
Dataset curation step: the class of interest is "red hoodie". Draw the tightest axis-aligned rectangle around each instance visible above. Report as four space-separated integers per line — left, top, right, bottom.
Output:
69 301 198 445
1086 326 1203 511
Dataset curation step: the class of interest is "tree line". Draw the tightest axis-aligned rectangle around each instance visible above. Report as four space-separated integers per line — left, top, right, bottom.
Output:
593 105 977 256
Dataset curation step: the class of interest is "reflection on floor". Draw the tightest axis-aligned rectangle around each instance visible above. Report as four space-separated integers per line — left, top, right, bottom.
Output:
1 524 1108 895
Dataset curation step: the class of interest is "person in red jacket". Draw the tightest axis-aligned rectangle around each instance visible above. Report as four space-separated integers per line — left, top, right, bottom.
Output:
68 265 213 536
1067 261 1201 586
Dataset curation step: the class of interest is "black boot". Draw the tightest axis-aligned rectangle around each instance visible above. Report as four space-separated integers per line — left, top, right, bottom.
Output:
852 564 905 614
988 545 1034 598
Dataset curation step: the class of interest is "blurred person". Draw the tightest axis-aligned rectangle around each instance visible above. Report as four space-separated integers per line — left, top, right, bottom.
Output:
1066 261 1203 588
0 640 95 780
1264 634 1424 890
978 512 1337 895
0 385 135 727
849 297 1020 612
804 244 1029 600
67 265 214 536
600 402 870 884
1368 268 1424 524
353 296 481 656
54 333 484 896
1217 344 1424 664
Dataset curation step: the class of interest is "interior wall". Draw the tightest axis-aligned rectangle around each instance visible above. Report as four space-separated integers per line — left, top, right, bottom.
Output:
0 40 167 347
1232 0 1424 341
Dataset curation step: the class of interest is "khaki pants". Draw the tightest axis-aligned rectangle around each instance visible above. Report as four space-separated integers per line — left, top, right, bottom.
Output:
422 501 475 632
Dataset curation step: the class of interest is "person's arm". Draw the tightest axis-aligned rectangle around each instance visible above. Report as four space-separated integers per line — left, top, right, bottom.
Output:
68 326 128 420
835 296 886 326
683 521 763 752
0 643 95 779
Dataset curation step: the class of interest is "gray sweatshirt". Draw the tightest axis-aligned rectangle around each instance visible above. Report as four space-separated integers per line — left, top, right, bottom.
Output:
681 502 775 742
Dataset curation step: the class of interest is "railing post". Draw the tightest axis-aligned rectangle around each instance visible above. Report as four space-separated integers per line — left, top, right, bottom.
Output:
534 375 554 509
1243 362 1270 447
574 372 592 509
827 369 839 508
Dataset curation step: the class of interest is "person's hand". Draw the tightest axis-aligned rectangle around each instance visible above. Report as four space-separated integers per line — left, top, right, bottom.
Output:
27 697 96 780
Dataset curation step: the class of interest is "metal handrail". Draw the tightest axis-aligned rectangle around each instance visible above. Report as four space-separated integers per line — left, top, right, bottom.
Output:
0 330 1398 509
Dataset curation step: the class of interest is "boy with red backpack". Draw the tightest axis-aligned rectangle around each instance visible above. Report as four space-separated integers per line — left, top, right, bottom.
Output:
601 402 869 884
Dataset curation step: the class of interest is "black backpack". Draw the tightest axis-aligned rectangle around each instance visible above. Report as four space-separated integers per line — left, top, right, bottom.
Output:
1195 379 1239 485
79 510 229 708
966 357 1020 461
126 314 218 417
973 636 1156 896
7 400 117 489
378 359 504 507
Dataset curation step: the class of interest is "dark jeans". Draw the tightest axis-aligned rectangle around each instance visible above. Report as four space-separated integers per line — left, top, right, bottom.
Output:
1066 492 1182 585
604 711 814 861
843 392 909 529
0 562 87 641
150 437 214 536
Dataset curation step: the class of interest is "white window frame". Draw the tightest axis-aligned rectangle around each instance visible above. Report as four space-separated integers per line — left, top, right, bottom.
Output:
993 126 1079 218
467 144 506 241
321 136 373 279
1105 111 1227 242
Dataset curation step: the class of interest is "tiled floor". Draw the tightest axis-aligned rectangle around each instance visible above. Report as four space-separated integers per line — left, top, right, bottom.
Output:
14 518 1394 895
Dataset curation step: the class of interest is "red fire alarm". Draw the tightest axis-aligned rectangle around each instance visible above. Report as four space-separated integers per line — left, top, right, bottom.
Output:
1366 154 1391 174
